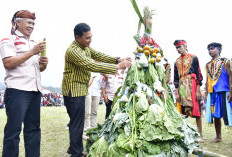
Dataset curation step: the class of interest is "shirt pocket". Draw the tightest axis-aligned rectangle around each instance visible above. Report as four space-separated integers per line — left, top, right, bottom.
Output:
15 46 34 67
108 77 114 84
15 43 28 62
15 41 28 53
117 77 124 84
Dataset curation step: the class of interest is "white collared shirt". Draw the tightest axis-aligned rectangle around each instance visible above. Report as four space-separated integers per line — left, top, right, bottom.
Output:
101 72 126 101
88 72 103 96
0 30 41 92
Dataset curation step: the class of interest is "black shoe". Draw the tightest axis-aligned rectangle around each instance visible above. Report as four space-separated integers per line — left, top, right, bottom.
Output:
67 149 72 154
67 148 87 157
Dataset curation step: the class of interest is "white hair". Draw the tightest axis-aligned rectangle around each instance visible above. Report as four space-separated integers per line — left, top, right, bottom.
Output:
15 18 24 29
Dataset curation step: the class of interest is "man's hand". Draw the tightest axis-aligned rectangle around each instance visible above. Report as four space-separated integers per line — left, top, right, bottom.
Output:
227 92 232 103
104 96 109 104
196 90 201 101
2 41 46 70
39 56 48 65
31 41 46 56
204 95 207 103
117 57 132 63
176 93 181 102
39 56 48 72
116 59 132 70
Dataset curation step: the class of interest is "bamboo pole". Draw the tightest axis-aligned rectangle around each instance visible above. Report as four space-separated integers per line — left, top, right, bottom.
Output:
192 148 227 157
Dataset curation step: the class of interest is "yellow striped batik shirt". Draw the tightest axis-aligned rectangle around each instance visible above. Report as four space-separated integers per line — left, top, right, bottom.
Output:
62 40 117 97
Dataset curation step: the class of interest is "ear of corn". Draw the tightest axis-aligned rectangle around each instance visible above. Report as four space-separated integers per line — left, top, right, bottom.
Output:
41 38 46 56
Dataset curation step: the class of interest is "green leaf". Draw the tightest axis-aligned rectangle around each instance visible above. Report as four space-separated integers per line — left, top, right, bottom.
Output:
133 34 141 46
168 142 188 157
113 113 129 132
124 123 131 137
179 120 200 153
156 64 165 82
135 92 149 114
142 140 161 155
146 104 164 125
116 133 133 151
107 142 127 157
130 0 144 23
137 21 142 35
138 69 145 83
88 136 109 157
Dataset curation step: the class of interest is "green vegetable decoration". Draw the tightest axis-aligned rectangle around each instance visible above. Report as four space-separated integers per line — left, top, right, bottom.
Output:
40 38 46 56
86 1 200 156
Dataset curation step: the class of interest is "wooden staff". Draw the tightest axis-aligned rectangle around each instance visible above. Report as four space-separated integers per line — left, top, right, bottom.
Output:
192 148 227 157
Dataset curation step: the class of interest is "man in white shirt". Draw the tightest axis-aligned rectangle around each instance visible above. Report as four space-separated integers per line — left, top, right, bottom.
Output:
84 72 104 134
102 69 126 119
0 10 48 157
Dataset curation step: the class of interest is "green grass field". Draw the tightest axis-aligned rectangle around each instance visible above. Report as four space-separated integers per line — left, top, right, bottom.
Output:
0 105 232 157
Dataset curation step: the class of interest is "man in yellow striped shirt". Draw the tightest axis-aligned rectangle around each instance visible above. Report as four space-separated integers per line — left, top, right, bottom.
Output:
62 23 131 157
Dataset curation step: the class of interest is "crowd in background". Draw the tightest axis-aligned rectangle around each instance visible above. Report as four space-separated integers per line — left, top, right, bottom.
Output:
0 92 64 108
41 93 63 106
0 93 4 109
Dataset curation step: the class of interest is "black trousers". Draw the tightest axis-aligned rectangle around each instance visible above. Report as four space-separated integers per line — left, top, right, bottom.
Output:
64 96 85 157
2 88 41 157
105 100 113 119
